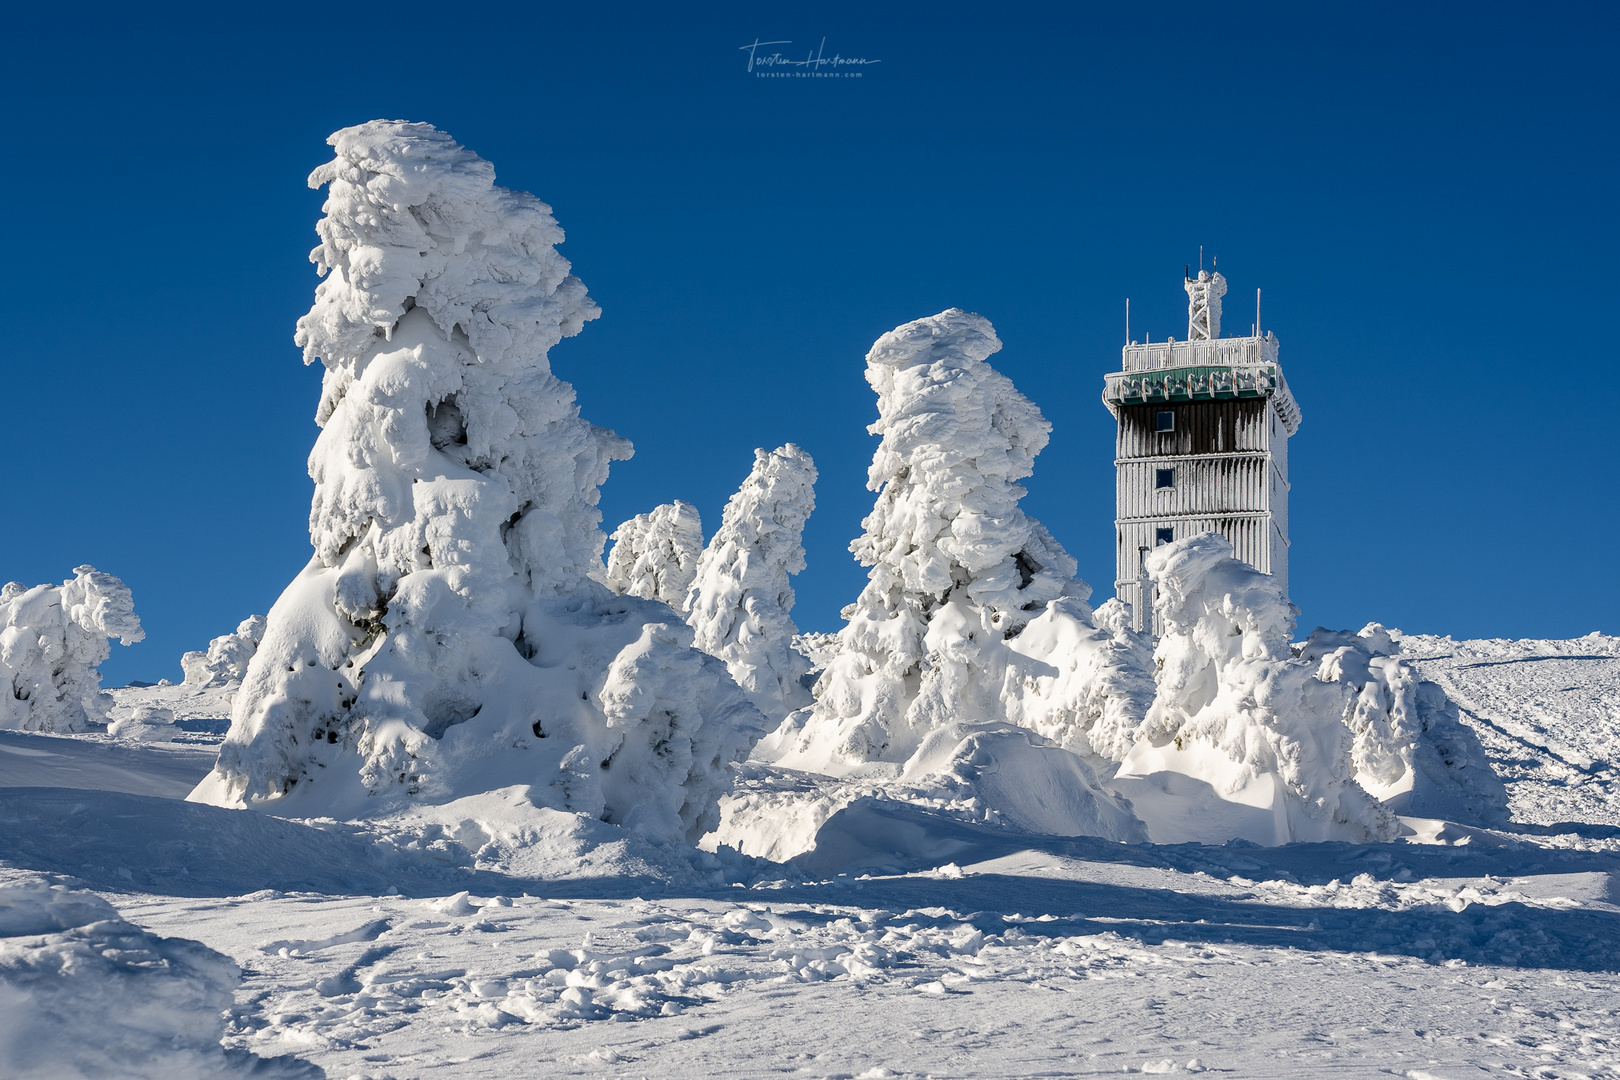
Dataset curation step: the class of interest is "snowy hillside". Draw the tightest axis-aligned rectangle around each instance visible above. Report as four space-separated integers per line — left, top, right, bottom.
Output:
1398 631 1620 827
1 633 1617 1077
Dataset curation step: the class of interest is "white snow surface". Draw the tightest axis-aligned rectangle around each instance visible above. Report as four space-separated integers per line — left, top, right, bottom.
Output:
1113 534 1506 846
603 500 705 612
191 122 763 842
5 659 1620 1079
0 874 317 1078
0 566 143 733
685 444 818 724
181 614 266 687
1397 630 1620 827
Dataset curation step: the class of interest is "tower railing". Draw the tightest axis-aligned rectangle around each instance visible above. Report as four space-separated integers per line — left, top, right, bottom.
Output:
1118 335 1278 373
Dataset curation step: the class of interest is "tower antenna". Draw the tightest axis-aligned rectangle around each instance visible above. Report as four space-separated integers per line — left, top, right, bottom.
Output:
1200 245 1203 273
1256 288 1262 339
1125 298 1130 345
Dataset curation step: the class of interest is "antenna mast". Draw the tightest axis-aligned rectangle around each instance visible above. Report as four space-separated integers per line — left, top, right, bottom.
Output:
1256 288 1262 339
1125 298 1130 344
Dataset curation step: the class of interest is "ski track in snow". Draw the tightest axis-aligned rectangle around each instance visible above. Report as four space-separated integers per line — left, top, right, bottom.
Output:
3 637 1620 1078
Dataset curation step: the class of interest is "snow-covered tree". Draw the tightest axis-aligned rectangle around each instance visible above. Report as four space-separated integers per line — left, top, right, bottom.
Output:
0 566 143 732
770 309 1152 773
191 122 762 841
684 444 817 723
1114 533 1504 844
181 615 266 688
1300 623 1507 825
603 501 704 612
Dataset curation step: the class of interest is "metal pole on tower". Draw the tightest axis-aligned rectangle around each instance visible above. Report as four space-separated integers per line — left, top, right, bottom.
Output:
1125 299 1130 344
1256 288 1262 339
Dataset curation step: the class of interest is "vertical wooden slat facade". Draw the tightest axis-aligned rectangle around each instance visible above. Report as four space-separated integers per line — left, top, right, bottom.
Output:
1110 396 1294 627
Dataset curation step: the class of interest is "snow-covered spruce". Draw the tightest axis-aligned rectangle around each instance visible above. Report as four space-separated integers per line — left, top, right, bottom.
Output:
190 122 762 841
1299 623 1508 825
684 444 817 724
769 309 1153 774
603 500 704 612
180 614 266 688
714 311 1148 858
1112 534 1504 845
0 567 143 733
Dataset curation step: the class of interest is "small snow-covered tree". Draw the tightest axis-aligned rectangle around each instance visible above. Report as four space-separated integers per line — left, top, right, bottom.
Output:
1299 623 1507 825
771 309 1151 773
1116 534 1503 844
191 122 761 840
0 566 144 732
603 501 704 612
684 444 817 723
181 615 266 688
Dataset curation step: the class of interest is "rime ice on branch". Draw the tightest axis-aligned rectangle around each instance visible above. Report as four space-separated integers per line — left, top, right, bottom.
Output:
0 566 143 733
771 309 1152 773
604 501 705 612
685 444 818 724
191 122 762 839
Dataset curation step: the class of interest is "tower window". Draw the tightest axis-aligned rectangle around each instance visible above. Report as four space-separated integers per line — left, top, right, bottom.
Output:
1155 468 1174 490
1155 410 1174 432
1155 527 1174 545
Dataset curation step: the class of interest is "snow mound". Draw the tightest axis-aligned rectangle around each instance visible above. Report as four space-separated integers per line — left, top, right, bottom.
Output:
769 309 1150 775
191 122 763 842
712 721 1144 864
604 500 705 612
107 705 176 741
0 874 319 1078
686 444 818 724
181 614 266 687
1112 534 1503 845
0 566 144 733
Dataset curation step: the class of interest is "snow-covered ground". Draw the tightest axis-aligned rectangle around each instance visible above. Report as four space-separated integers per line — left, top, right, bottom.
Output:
1 634 1618 1078
1398 632 1620 829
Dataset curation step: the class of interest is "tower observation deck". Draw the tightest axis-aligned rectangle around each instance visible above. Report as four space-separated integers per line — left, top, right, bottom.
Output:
1103 269 1301 632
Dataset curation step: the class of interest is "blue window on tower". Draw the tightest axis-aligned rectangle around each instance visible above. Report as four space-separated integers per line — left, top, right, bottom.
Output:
1155 527 1174 546
1155 468 1174 489
1155 410 1174 432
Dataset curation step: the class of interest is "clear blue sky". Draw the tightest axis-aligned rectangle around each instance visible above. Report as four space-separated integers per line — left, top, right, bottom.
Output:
4 1 1615 686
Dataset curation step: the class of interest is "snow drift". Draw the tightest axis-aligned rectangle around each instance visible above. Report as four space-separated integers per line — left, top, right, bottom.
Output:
685 444 818 725
191 121 762 841
0 566 143 733
604 501 705 612
1112 534 1505 845
0 875 318 1079
180 614 266 688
